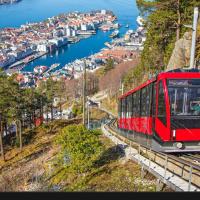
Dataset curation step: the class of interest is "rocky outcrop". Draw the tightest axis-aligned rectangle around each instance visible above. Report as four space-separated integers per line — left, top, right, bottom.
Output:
166 32 192 71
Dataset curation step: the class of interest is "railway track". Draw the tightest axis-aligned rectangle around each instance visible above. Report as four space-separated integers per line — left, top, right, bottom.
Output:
101 118 200 191
178 154 200 166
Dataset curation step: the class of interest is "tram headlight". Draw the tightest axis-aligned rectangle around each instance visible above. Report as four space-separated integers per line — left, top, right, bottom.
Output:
176 142 183 149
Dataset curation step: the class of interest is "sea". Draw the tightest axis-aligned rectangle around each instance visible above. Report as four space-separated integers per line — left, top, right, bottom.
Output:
0 0 139 72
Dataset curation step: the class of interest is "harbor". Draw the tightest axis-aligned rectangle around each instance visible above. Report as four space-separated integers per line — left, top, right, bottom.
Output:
1 0 143 88
12 15 145 88
1 10 117 70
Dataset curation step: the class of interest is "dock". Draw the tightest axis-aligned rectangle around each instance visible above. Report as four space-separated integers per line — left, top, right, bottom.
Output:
43 63 60 76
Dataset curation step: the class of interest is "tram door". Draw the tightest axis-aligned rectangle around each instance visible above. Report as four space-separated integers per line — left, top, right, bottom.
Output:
154 80 170 142
151 82 156 134
146 82 156 148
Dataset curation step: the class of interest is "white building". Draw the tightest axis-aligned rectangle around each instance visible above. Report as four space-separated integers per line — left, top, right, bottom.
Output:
66 27 72 37
37 43 48 52
72 30 77 37
81 24 88 31
101 10 106 15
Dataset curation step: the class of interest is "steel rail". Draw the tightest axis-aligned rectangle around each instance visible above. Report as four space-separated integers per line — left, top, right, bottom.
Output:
102 118 200 191
178 154 200 166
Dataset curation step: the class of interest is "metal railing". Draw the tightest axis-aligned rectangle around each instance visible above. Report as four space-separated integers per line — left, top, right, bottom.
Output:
103 119 200 191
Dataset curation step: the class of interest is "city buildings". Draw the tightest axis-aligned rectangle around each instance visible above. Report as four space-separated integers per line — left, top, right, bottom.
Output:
0 10 116 68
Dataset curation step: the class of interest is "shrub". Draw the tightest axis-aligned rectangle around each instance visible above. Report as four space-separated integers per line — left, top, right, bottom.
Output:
56 125 103 173
72 104 83 117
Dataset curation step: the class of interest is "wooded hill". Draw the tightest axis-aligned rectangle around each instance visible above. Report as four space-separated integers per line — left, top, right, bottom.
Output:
123 0 200 91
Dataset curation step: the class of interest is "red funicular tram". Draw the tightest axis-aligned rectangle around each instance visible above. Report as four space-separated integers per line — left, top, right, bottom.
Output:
118 69 200 152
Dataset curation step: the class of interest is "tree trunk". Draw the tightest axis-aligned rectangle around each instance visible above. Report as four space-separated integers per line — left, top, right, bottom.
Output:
41 99 44 119
51 103 53 121
176 0 181 41
33 110 36 127
40 103 42 118
19 121 22 152
59 97 62 115
0 122 5 161
29 114 32 128
4 122 8 137
46 106 49 123
15 121 19 139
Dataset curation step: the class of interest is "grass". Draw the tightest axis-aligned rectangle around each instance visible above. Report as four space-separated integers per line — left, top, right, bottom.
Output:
101 96 118 116
89 108 109 120
47 134 172 192
0 118 81 191
0 118 172 192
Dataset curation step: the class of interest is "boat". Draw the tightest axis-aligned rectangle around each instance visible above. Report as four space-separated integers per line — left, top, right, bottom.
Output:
77 30 96 35
104 42 112 48
136 16 144 26
100 24 112 32
109 30 119 38
113 23 121 29
24 55 35 63
125 24 129 28
33 66 48 75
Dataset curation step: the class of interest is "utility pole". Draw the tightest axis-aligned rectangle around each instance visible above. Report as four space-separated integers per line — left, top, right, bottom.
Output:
87 100 90 129
82 60 87 126
119 79 124 95
189 7 199 69
122 82 124 95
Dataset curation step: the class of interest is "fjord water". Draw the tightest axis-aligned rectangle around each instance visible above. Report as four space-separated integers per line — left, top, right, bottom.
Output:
0 0 139 71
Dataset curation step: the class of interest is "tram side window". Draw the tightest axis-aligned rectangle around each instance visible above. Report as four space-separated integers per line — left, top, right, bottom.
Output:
146 85 151 116
141 86 151 116
122 98 124 118
132 93 137 117
136 90 141 117
141 87 147 116
126 96 129 118
132 93 134 117
152 83 156 117
122 98 127 118
158 81 167 126
127 95 132 118
121 99 124 118
118 99 122 118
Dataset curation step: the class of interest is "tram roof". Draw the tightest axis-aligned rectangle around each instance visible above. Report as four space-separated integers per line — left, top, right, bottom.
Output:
119 68 200 99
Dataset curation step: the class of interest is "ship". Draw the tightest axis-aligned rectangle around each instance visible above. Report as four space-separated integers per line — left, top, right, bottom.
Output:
136 16 144 26
109 30 119 38
24 55 35 63
33 65 48 75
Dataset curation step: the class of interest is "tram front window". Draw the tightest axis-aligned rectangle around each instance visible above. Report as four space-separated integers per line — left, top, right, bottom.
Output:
167 79 200 116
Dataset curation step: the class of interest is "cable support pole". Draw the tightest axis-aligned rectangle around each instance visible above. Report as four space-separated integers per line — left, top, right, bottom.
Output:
189 7 199 69
82 60 87 126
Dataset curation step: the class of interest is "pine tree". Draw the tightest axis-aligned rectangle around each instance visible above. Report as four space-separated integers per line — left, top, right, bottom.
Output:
137 0 200 71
